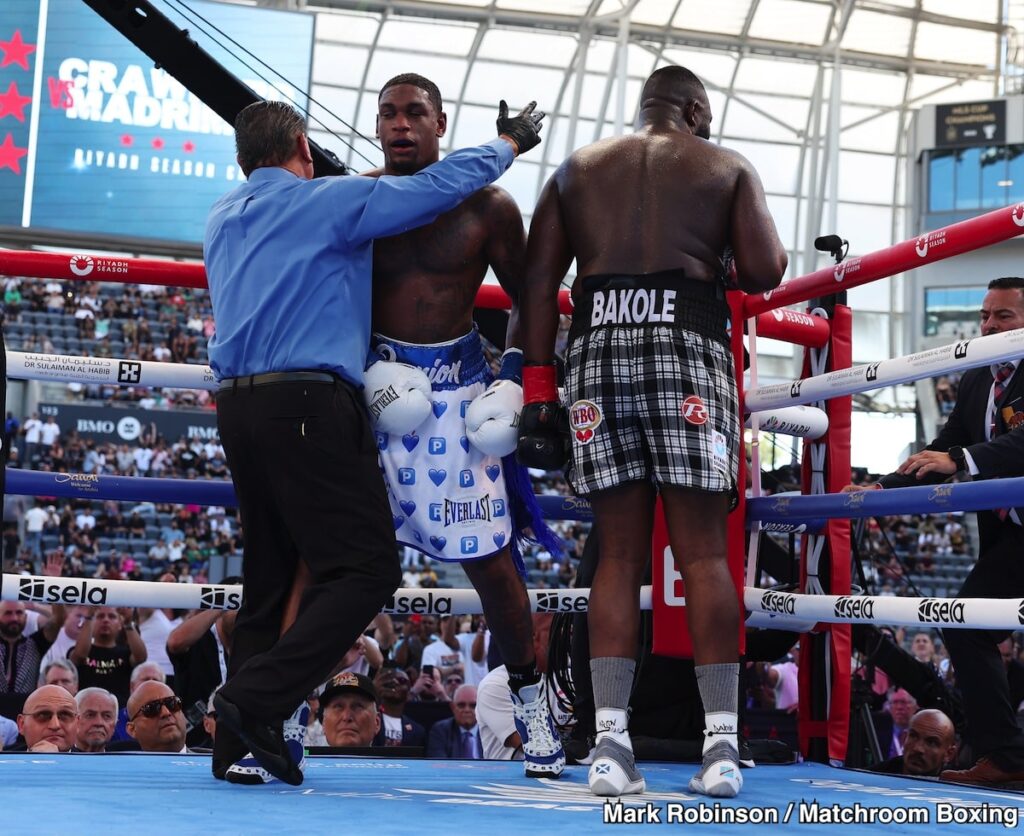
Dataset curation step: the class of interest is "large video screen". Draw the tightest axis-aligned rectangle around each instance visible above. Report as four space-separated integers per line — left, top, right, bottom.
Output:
0 0 314 245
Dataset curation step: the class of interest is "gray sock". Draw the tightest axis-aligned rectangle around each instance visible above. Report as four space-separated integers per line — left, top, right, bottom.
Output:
590 656 635 710
695 663 739 714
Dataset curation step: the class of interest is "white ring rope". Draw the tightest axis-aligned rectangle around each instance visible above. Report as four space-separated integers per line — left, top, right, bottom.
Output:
746 326 1024 411
747 587 1024 631
5 574 1021 630
745 405 829 440
8 351 216 390
0 574 643 617
6 348 829 445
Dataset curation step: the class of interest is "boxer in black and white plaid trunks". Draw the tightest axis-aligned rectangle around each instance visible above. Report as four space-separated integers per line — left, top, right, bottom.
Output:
563 271 738 498
519 66 787 800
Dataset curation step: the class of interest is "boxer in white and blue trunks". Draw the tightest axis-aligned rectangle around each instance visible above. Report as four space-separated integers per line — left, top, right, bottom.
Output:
361 73 565 777
371 330 518 563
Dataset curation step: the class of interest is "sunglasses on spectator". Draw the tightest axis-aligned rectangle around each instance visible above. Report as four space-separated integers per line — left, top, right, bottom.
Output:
445 677 463 685
131 696 183 721
24 709 77 724
454 701 477 709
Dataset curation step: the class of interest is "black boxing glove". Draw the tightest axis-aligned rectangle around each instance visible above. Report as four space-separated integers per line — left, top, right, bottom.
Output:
497 100 545 156
516 364 569 470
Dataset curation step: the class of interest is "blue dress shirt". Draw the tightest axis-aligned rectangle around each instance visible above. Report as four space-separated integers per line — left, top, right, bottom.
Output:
204 139 515 386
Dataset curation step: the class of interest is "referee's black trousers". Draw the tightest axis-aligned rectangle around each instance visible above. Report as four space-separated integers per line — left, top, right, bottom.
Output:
215 378 401 727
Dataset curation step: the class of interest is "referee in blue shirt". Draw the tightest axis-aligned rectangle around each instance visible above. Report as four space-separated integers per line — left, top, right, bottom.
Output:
205 99 544 785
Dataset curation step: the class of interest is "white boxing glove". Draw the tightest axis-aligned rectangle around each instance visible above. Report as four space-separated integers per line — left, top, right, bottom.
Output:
465 379 523 457
363 360 432 435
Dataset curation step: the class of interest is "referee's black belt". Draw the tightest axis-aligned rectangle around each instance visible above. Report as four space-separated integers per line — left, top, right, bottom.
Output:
218 370 340 392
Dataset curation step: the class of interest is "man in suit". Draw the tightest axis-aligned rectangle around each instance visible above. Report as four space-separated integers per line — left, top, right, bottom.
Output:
846 276 1024 786
126 681 187 753
426 684 481 759
372 664 426 747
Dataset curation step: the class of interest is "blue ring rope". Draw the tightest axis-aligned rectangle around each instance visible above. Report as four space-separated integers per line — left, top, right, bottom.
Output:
748 477 1024 522
4 468 594 522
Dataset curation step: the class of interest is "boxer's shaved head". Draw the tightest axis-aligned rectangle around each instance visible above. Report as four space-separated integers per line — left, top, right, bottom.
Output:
641 66 706 105
639 66 711 138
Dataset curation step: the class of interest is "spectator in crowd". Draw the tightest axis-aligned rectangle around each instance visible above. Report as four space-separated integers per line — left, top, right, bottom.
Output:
871 709 957 778
754 647 799 712
319 673 381 748
137 606 178 687
885 688 918 759
303 690 327 748
21 413 42 466
910 632 938 668
427 684 481 759
69 606 146 707
1 712 17 749
111 661 167 741
338 633 383 678
23 501 48 559
126 681 187 753
371 665 426 748
40 416 61 449
16 684 78 753
401 566 422 589
464 617 491 689
420 615 464 680
368 614 397 660
199 689 220 750
5 411 20 443
1 597 67 717
39 658 79 696
166 603 237 748
443 672 465 701
393 615 430 671
410 665 450 704
74 687 118 753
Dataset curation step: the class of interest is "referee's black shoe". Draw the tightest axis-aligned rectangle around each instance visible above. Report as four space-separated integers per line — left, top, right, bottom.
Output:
213 692 303 786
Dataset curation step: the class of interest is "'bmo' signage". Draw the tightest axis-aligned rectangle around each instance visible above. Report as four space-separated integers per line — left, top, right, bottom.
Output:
40 403 218 445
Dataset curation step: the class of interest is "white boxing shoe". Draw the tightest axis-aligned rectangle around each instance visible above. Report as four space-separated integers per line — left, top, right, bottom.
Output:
588 735 646 796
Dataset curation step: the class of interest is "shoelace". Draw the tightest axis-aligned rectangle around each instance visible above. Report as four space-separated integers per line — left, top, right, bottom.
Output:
518 695 560 756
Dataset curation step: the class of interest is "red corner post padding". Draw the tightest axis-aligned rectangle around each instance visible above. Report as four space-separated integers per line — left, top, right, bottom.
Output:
796 303 852 762
652 291 747 658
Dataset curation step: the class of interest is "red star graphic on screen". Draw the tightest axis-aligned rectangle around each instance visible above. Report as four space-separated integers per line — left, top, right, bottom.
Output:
183 140 195 153
0 132 28 174
121 134 134 147
0 30 37 71
0 81 31 122
152 137 165 150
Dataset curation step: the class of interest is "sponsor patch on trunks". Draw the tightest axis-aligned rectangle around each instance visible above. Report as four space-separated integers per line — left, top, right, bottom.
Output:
681 395 709 426
569 399 602 445
712 430 729 475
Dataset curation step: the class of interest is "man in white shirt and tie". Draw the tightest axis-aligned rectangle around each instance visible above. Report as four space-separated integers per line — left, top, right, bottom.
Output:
426 684 481 759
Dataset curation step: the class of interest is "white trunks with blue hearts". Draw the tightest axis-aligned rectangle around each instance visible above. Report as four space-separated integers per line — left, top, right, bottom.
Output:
371 330 513 563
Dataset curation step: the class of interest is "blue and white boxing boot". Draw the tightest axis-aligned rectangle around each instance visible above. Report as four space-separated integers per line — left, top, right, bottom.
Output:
511 681 565 778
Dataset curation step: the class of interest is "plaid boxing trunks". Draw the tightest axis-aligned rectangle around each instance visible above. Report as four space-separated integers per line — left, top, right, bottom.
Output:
564 270 739 497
